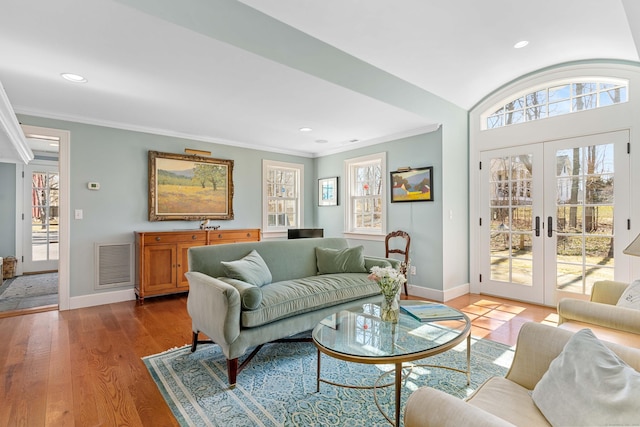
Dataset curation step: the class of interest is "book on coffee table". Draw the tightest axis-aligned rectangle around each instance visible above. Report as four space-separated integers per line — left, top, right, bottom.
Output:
400 303 464 322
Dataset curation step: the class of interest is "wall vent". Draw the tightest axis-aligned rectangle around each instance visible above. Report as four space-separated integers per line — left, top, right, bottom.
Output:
95 242 133 289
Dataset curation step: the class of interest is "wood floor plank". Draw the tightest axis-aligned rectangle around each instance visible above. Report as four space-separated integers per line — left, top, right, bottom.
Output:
45 311 74 427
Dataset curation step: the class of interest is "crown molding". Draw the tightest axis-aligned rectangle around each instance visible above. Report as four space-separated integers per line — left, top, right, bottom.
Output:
0 82 33 164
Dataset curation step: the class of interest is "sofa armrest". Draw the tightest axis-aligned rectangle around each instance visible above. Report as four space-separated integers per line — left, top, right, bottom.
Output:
590 280 629 304
557 298 640 335
404 387 515 427
504 322 575 390
185 271 242 348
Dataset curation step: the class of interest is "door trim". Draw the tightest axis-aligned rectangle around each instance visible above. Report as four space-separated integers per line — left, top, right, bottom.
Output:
18 125 70 311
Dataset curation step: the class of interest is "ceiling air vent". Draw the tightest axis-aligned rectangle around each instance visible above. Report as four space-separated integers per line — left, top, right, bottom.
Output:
94 242 133 289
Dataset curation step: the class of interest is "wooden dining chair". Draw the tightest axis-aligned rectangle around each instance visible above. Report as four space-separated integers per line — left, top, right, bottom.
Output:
385 230 411 295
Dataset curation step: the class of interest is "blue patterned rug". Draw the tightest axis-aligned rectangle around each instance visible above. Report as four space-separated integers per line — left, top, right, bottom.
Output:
143 336 514 426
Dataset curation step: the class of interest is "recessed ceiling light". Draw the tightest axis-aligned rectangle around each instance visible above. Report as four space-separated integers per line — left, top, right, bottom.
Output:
61 73 88 83
513 40 529 49
299 127 313 132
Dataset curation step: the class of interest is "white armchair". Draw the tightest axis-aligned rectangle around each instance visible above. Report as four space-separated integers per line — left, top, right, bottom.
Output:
557 280 640 346
404 322 640 426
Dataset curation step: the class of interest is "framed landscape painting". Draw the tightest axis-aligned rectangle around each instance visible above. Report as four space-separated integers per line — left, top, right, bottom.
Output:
390 166 433 203
148 151 234 221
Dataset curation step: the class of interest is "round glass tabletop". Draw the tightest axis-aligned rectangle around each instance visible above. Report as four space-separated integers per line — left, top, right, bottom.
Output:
312 300 471 364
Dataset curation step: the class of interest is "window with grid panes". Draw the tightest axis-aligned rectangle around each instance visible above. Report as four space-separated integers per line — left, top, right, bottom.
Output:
263 160 303 233
484 78 628 130
344 152 386 236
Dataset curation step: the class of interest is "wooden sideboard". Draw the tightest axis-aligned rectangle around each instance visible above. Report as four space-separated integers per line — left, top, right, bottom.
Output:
134 228 260 302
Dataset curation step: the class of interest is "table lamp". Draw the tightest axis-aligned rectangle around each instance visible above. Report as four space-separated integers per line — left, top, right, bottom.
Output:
623 233 640 257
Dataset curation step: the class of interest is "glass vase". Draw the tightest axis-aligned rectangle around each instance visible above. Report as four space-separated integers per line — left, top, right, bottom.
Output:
380 288 400 323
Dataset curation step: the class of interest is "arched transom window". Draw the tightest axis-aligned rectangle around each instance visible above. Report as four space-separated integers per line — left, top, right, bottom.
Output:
483 78 628 130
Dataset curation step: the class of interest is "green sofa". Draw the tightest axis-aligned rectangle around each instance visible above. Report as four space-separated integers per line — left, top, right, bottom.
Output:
186 237 399 385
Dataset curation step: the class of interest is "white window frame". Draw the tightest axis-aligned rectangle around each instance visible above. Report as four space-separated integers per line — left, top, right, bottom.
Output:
343 152 387 240
262 159 304 238
481 77 629 130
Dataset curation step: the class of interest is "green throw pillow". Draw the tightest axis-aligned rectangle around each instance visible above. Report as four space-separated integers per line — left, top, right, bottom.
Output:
218 277 263 310
316 246 366 274
221 250 272 287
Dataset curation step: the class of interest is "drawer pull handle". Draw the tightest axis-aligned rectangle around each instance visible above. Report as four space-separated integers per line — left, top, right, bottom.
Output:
192 235 197 240
246 233 250 237
155 237 161 241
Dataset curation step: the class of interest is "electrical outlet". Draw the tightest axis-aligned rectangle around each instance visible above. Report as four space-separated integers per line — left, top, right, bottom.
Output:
410 266 417 275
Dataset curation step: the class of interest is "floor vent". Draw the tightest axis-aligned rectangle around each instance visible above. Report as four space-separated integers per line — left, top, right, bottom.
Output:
95 242 133 289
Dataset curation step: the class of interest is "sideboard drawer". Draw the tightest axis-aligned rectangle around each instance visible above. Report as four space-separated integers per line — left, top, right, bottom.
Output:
211 230 260 243
142 232 206 245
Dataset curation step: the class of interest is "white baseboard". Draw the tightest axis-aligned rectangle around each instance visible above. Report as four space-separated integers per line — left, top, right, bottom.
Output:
69 288 136 310
407 282 470 302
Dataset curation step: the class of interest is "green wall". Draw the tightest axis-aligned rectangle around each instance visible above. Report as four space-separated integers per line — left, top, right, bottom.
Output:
315 130 445 291
0 109 469 302
0 162 16 258
13 115 315 298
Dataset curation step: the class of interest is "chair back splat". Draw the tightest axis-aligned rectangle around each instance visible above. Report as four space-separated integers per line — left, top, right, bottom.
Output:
385 230 410 295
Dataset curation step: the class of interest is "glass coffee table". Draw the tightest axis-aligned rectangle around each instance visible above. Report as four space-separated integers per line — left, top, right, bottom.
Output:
312 300 471 426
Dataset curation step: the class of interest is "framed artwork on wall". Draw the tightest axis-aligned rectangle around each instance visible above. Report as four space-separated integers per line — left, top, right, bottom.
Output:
390 166 433 203
318 176 339 206
148 150 234 221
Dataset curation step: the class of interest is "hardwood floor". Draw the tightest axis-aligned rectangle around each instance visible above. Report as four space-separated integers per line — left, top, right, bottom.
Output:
0 293 556 426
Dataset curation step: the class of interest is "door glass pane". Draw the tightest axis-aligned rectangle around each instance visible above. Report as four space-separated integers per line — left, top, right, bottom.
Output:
31 171 59 262
488 153 534 286
554 143 614 295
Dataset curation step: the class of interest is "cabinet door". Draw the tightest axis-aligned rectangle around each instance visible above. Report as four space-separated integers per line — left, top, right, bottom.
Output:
177 242 201 289
143 244 177 293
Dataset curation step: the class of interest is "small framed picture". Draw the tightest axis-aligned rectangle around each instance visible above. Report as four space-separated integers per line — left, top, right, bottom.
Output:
390 166 433 203
318 176 339 206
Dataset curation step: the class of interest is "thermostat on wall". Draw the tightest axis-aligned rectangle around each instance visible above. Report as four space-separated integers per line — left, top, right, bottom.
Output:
88 182 100 190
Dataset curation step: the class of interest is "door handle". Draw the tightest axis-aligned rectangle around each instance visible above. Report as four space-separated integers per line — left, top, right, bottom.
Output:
534 216 540 237
547 216 553 238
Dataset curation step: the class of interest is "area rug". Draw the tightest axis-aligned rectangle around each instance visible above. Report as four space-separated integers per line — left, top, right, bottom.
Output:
144 336 514 427
0 273 58 310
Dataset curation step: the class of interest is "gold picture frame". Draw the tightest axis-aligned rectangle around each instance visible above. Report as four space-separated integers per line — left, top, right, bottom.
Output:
148 150 234 221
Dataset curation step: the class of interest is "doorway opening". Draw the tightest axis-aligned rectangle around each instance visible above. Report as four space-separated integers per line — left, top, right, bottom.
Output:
4 125 70 316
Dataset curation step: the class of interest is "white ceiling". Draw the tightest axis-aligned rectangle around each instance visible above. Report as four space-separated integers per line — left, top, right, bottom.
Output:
1 0 639 159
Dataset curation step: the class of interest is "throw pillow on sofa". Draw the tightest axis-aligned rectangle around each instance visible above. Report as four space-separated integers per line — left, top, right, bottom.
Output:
531 328 640 426
218 277 263 310
316 246 367 274
616 279 640 310
221 250 272 287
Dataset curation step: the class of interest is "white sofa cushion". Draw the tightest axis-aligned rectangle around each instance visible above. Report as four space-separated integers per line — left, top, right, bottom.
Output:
531 328 640 426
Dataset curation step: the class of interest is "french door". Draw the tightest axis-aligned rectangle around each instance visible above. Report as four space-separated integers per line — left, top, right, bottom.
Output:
480 131 629 305
22 162 59 273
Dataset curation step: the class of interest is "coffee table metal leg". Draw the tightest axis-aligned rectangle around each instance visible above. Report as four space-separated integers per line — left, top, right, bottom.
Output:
395 362 402 426
466 334 471 385
316 349 321 392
